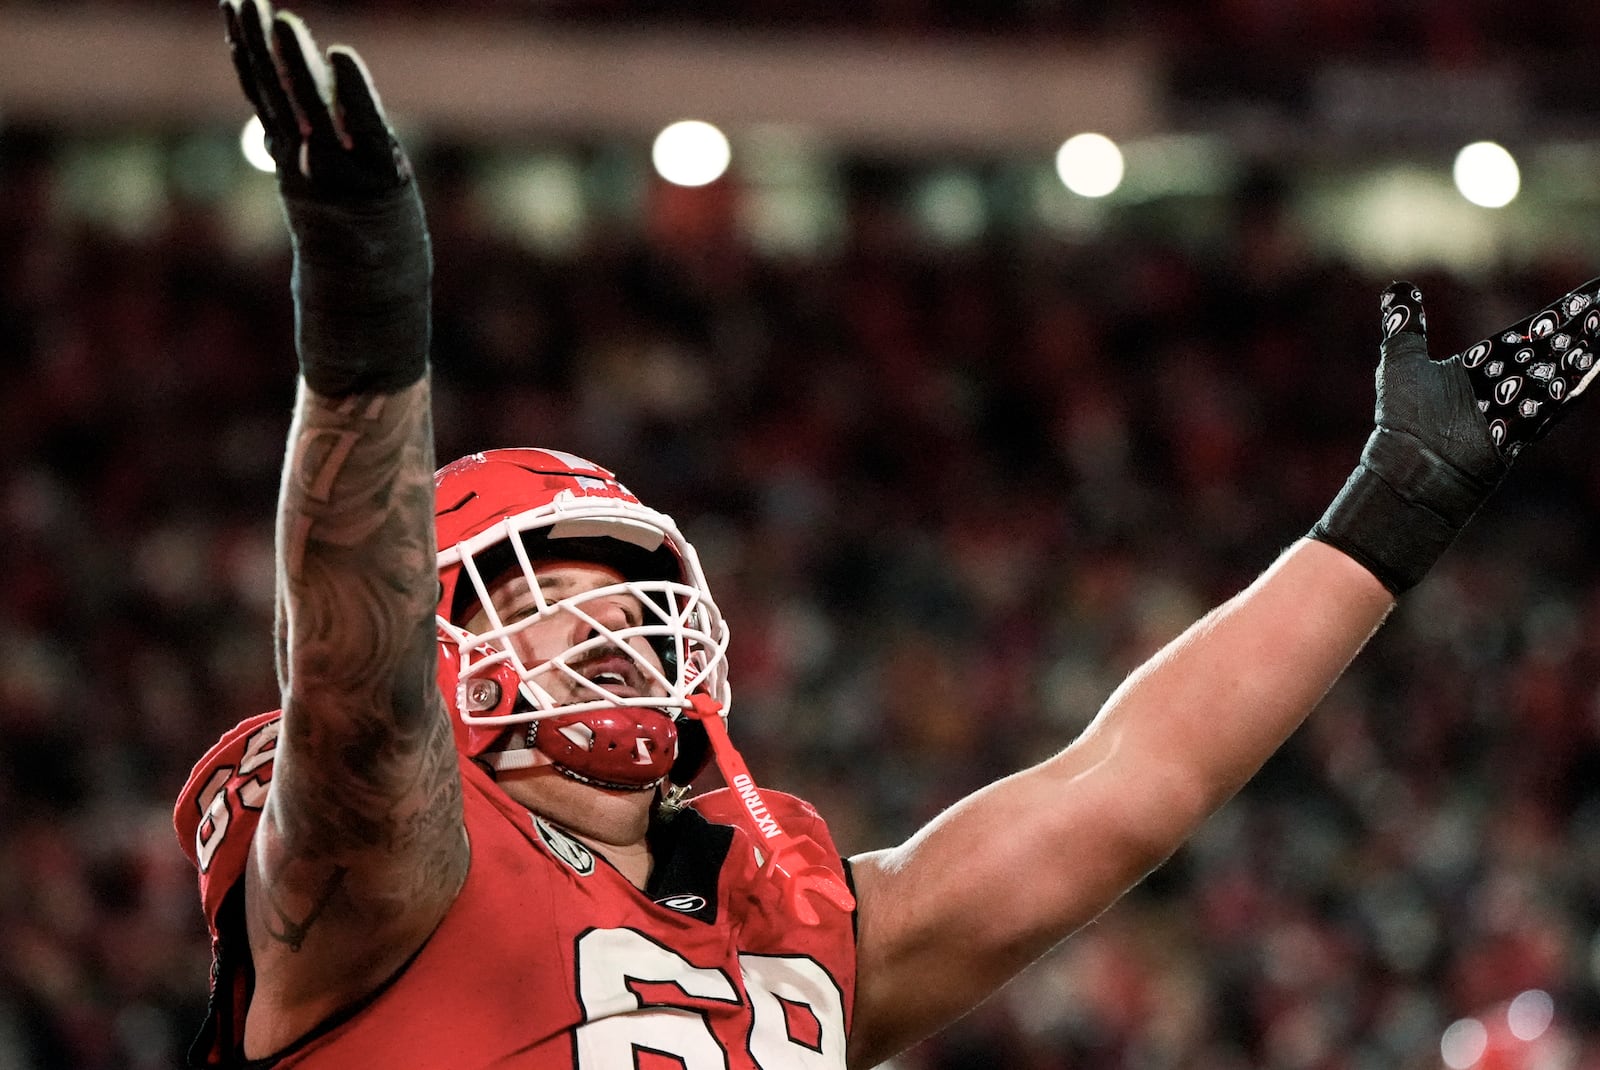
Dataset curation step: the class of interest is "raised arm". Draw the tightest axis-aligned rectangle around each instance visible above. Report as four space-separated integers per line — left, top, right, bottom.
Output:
219 2 467 1052
845 279 1600 1067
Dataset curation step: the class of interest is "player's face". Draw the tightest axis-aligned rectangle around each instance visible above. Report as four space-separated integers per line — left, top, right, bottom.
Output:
468 560 668 704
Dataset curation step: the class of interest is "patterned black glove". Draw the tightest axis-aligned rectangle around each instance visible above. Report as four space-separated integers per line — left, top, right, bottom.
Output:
221 0 409 200
220 0 431 397
1312 279 1600 594
1451 283 1600 459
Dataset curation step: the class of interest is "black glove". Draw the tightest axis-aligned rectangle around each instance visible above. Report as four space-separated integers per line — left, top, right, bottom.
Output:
1312 279 1600 594
1453 284 1600 458
221 0 430 397
222 0 409 200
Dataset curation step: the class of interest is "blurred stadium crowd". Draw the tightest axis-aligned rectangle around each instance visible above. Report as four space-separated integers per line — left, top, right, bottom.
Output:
4 76 1600 1069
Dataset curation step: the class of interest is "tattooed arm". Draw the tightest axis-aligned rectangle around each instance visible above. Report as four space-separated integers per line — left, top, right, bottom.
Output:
246 381 465 1053
218 3 468 1055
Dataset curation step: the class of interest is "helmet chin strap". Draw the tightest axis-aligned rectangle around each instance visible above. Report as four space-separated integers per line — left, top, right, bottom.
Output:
682 695 856 926
481 745 541 773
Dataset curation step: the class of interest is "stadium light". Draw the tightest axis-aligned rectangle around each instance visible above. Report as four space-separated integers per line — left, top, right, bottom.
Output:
1439 1018 1488 1069
1507 990 1554 1042
1453 140 1519 208
1055 133 1124 198
240 116 276 174
652 120 731 188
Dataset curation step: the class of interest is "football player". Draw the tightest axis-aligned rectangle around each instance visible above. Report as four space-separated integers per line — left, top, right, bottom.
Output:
176 3 1600 1067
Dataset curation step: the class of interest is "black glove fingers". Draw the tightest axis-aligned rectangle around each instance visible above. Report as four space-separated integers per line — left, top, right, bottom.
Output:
1376 282 1432 385
328 48 395 160
271 13 341 149
220 2 272 124
1561 285 1600 401
223 2 411 198
225 0 298 154
1557 277 1600 362
1461 279 1600 456
1468 282 1592 367
237 1 296 127
1379 281 1427 340
1538 280 1599 335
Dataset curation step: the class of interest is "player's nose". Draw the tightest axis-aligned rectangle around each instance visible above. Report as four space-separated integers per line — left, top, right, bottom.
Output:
568 594 637 643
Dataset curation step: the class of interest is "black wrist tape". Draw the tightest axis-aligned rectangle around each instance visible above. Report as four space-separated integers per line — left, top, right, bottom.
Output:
284 184 432 397
1311 427 1501 594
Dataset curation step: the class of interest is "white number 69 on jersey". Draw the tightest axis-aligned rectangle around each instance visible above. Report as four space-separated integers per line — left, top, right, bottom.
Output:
576 928 846 1069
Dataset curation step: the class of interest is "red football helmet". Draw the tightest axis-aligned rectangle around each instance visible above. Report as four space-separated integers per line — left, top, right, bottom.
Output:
433 449 730 791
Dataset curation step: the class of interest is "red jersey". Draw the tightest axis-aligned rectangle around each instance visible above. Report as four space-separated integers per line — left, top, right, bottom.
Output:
174 712 857 1068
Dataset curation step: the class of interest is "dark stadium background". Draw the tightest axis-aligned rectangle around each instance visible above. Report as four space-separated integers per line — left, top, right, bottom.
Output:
4 4 1600 1068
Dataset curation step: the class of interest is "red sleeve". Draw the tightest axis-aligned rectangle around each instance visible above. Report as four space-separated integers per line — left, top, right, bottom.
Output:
173 711 282 934
172 712 285 1065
